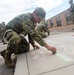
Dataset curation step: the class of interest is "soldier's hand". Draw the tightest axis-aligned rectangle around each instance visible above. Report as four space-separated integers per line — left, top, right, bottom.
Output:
44 44 57 54
32 44 40 50
50 46 57 54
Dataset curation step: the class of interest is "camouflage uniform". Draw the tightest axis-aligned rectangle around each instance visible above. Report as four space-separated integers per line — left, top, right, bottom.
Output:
69 0 74 24
36 22 50 38
0 7 46 68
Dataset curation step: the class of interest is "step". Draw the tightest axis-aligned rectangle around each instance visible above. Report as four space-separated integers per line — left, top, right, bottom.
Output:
14 53 28 75
14 48 74 75
14 32 74 75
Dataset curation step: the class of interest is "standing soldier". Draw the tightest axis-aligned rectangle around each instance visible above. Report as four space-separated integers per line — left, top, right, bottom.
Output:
36 21 50 38
0 22 6 42
69 0 74 24
0 7 57 68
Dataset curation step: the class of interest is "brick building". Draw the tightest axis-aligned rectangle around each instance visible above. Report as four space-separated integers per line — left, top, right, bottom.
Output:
47 8 73 27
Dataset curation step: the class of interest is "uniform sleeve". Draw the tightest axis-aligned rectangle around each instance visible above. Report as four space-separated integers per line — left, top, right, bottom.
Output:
37 28 46 37
28 33 35 45
22 21 47 46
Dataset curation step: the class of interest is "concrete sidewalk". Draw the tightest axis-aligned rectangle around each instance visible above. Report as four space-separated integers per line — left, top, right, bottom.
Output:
0 32 74 75
14 32 74 75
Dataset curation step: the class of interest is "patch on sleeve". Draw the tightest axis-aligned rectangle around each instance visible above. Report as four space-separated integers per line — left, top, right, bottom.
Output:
26 20 33 26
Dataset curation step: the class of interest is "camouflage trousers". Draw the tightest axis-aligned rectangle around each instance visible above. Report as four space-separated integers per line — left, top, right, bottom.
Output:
1 29 30 68
5 30 30 54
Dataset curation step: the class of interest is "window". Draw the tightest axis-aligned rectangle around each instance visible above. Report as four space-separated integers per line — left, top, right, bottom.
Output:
65 13 72 22
50 20 53 27
56 17 61 26
66 15 72 22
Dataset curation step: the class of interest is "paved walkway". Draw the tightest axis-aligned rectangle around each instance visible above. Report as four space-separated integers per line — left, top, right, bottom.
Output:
14 32 74 75
0 32 74 75
0 43 14 75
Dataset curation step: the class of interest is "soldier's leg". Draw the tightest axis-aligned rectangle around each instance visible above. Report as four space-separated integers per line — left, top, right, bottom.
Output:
48 31 50 36
5 31 21 68
15 37 30 54
0 50 17 67
0 50 6 60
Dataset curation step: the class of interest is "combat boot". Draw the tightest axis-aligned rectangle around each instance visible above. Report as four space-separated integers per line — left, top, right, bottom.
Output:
5 51 16 69
6 61 15 69
0 50 6 60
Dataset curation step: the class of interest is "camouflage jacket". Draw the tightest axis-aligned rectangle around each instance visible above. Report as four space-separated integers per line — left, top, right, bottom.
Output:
6 13 46 46
0 23 5 31
70 3 74 12
36 23 50 36
0 23 6 39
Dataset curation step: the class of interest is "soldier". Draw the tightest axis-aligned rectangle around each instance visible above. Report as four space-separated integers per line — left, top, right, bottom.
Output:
0 22 5 37
0 22 5 30
36 21 50 38
69 0 74 24
0 7 57 68
0 22 6 43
